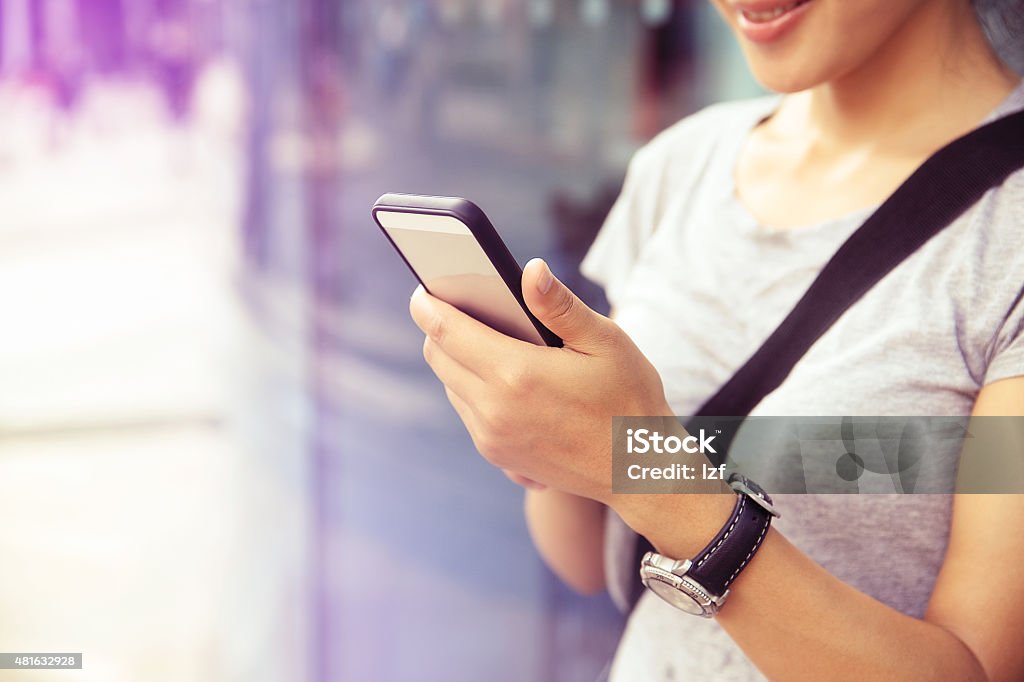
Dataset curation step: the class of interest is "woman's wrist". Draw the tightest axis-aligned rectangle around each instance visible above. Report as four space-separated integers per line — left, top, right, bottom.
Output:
607 410 735 558
612 490 736 560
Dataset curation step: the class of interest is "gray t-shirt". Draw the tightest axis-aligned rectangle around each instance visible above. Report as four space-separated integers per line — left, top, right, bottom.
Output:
581 82 1024 681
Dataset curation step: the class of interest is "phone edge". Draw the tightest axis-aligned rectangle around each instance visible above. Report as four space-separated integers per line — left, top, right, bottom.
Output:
371 193 563 348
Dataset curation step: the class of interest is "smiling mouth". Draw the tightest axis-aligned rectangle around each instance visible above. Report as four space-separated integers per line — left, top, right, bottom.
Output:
740 0 812 23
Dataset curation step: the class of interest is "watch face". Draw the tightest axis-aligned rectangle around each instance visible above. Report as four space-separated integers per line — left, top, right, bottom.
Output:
647 578 707 616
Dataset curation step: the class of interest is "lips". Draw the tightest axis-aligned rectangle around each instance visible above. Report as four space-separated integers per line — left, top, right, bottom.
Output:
740 0 810 23
733 0 814 44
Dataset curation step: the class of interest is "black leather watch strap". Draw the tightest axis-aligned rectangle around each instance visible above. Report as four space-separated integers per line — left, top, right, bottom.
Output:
685 477 776 597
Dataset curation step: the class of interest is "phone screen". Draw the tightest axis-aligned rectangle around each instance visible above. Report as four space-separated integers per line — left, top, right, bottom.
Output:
375 210 545 345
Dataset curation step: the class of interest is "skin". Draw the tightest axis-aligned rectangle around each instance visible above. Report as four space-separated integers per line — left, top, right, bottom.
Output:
411 0 1024 678
723 0 1020 229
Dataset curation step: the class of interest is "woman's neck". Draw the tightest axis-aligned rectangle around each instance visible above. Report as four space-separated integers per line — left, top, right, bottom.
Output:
791 0 1018 154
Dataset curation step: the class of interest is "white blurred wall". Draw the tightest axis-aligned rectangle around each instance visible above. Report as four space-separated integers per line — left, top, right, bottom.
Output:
0 66 310 682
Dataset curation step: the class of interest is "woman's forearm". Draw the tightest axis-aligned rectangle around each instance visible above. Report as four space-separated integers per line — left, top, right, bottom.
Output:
717 529 985 680
524 489 606 595
606 409 990 681
639 510 987 681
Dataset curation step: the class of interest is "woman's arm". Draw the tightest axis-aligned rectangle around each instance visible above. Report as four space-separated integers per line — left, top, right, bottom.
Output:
627 377 1024 682
524 489 606 595
409 265 1024 680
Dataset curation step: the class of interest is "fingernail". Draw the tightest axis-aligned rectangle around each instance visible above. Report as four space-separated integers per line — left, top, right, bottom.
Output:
536 260 554 295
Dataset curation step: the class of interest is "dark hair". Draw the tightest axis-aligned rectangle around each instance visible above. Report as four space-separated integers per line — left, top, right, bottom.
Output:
974 0 1024 74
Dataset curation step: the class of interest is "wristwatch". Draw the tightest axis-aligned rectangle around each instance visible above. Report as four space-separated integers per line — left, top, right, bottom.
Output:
639 474 779 617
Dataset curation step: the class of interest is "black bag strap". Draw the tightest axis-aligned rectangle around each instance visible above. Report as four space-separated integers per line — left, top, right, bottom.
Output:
626 107 1024 611
695 107 1024 463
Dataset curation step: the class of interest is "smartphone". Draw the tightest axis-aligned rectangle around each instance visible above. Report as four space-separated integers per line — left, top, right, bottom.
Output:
371 193 562 347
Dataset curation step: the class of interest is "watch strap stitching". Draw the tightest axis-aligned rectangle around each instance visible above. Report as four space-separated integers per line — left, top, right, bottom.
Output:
723 510 770 589
694 494 745 569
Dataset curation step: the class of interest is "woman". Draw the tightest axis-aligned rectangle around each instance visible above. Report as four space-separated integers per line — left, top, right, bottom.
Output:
410 0 1024 679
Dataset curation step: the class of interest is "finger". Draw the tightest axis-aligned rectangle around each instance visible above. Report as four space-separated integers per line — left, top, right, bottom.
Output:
445 385 476 422
521 259 612 354
410 286 528 377
422 336 483 402
503 470 547 491
445 386 487 450
447 385 546 492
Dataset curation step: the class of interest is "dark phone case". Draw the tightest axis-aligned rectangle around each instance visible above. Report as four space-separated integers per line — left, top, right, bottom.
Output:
371 193 563 348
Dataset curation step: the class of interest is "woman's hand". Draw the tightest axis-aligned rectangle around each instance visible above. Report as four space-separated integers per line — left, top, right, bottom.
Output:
503 470 546 491
409 258 672 505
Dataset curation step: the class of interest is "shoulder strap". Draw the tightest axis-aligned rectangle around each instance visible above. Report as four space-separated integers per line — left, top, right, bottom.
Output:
697 108 1024 433
626 109 1024 612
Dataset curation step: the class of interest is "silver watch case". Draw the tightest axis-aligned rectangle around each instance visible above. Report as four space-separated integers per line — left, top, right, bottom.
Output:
639 552 729 618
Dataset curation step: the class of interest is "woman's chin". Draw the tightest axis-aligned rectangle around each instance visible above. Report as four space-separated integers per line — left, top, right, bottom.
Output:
744 56 836 94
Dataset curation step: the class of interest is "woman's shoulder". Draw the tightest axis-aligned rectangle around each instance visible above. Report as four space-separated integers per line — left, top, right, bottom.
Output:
629 95 779 178
610 95 779 234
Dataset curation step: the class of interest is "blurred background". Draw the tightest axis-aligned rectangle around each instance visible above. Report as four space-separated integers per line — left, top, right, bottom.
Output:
0 1 760 680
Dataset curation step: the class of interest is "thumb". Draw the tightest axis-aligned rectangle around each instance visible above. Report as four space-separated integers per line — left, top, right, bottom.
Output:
522 258 610 350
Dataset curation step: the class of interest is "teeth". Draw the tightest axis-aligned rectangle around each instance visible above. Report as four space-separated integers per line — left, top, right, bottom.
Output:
741 1 803 23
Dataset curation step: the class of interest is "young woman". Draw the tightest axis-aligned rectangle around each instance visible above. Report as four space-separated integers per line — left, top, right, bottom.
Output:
410 0 1024 679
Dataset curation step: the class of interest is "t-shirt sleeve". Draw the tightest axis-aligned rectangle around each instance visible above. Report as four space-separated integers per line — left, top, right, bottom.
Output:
579 144 664 309
984 290 1024 385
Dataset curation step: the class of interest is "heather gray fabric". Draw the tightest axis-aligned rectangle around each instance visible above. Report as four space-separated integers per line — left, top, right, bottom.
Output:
581 82 1024 681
